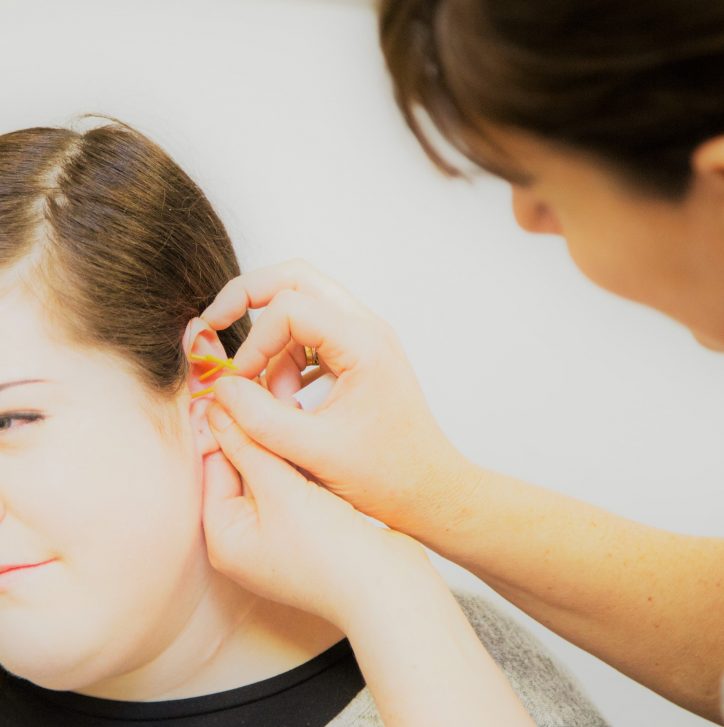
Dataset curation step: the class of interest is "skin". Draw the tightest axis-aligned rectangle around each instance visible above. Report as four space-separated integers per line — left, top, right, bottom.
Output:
492 126 724 350
0 278 534 725
198 129 724 723
0 279 344 700
204 397 535 726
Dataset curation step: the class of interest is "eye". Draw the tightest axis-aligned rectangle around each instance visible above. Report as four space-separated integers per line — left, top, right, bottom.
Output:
0 412 45 433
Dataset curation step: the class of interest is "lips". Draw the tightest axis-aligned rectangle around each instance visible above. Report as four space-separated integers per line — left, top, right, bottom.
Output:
0 558 56 575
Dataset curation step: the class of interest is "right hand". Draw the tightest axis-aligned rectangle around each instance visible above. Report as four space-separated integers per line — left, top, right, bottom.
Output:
201 258 474 531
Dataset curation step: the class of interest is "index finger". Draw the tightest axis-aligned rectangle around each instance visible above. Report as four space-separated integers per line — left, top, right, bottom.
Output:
201 258 369 330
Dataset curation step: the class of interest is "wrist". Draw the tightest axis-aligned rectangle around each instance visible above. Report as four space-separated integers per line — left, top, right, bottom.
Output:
391 440 481 542
323 527 437 630
338 542 450 637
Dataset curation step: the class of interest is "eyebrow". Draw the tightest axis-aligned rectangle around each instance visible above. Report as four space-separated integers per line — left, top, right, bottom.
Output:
0 379 50 393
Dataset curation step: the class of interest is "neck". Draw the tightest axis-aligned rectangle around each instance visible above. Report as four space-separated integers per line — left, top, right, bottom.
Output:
75 568 345 701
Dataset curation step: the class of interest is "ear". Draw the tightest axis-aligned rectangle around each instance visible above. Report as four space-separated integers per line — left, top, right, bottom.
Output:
182 316 229 456
692 136 724 197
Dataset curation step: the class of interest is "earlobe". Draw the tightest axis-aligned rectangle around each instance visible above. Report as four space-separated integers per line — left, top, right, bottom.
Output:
191 397 222 456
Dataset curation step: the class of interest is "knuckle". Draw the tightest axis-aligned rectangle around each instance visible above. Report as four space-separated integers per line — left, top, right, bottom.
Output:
225 435 254 465
212 415 237 436
357 322 399 366
277 287 298 303
244 417 275 443
270 288 298 311
217 276 249 308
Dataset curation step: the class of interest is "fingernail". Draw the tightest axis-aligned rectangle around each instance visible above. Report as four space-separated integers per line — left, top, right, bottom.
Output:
207 403 233 430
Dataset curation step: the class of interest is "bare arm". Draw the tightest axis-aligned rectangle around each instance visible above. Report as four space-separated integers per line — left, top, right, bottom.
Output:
201 374 534 727
339 537 536 727
198 259 724 722
393 458 724 724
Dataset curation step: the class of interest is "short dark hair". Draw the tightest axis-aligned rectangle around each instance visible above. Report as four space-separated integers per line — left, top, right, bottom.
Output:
378 0 724 198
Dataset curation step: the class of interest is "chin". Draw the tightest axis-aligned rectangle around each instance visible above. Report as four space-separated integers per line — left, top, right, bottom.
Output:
2 653 106 692
691 330 724 351
0 653 77 690
0 618 106 691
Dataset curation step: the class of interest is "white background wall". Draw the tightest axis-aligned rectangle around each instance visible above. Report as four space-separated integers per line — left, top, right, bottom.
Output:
2 1 722 724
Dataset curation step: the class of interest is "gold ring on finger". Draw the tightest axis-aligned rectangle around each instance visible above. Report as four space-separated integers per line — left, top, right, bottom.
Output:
304 345 320 367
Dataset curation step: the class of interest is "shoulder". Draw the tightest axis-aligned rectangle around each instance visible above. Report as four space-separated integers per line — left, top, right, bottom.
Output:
328 589 609 727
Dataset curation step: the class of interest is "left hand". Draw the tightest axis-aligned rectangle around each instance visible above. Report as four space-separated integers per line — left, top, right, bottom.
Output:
201 401 430 628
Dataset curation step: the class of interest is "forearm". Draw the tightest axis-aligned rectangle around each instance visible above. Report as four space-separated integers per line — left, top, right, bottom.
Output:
397 459 724 723
337 538 534 727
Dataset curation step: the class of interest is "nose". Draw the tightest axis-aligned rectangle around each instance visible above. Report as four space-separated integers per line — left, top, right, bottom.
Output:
511 186 562 235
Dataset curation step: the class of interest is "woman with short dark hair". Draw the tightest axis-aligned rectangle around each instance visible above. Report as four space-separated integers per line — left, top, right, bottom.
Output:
200 2 724 723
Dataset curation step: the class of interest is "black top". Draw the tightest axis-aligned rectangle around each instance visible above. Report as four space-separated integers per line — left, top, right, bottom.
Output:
1 638 365 727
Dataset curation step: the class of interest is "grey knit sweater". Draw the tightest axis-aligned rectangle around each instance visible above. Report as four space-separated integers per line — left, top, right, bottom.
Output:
327 589 608 726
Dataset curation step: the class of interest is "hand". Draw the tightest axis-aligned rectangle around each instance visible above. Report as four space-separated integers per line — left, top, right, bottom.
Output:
202 370 536 727
200 258 474 532
201 401 429 627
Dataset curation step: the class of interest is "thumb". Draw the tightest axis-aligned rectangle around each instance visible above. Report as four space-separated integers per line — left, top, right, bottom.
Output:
201 451 259 572
213 375 324 467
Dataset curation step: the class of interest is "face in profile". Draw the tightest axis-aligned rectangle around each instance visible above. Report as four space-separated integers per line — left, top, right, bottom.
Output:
483 126 724 351
0 280 212 691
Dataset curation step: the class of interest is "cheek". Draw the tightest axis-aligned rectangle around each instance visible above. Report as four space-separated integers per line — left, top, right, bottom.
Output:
41 410 200 554
0 412 204 687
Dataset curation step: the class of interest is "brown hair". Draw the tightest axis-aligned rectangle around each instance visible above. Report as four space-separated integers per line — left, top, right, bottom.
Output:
0 115 250 424
379 0 724 198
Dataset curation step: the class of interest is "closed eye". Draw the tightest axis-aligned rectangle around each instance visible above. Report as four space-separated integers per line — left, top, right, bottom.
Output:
0 413 45 433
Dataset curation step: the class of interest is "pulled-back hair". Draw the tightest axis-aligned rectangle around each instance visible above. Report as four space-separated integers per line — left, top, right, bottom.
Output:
379 0 724 198
0 115 250 411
